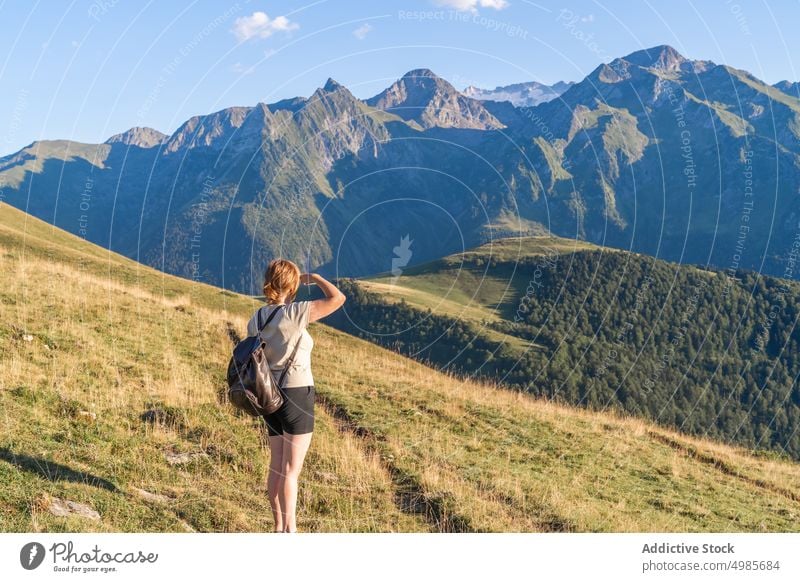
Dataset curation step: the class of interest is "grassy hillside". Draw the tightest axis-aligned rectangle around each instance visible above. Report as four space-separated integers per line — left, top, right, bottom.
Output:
359 237 604 351
344 236 800 460
361 235 640 325
1 203 799 532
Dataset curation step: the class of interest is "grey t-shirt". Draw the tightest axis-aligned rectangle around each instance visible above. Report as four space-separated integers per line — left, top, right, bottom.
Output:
246 301 314 388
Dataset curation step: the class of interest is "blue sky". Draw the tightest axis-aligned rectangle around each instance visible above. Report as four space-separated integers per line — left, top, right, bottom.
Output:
1 0 799 156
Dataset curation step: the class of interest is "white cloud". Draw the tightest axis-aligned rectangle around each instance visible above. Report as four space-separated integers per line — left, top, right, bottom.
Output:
232 11 298 42
352 23 373 40
434 0 509 11
231 62 255 75
479 0 509 8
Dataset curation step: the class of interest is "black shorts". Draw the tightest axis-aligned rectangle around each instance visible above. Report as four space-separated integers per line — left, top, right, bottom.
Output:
262 386 315 436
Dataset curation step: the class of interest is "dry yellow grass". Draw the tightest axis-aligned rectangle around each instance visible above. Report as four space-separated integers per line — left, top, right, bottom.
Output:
0 205 425 533
316 335 800 531
1 202 799 532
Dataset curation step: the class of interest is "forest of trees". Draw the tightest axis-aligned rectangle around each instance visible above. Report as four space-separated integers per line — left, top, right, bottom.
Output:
329 251 800 460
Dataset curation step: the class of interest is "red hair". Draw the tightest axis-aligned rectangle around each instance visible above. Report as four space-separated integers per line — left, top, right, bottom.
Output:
263 259 300 304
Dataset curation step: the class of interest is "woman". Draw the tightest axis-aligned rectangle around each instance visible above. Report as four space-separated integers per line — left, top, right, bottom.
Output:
246 259 346 533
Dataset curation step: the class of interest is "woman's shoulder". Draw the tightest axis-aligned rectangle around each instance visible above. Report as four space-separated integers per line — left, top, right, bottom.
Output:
248 302 310 333
246 307 260 335
248 304 278 333
249 304 269 323
284 300 312 329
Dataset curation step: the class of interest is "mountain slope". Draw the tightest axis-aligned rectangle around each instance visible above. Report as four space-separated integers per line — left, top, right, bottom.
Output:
525 45 800 275
1 202 799 532
1 46 800 292
331 234 800 459
105 127 168 147
366 69 503 130
0 81 407 291
774 80 800 99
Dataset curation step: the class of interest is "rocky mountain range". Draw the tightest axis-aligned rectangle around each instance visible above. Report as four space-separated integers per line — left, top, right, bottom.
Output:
367 69 504 130
774 80 800 98
1 44 799 292
463 80 573 107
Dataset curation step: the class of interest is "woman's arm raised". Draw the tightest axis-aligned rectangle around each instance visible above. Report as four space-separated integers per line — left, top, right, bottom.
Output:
300 273 346 323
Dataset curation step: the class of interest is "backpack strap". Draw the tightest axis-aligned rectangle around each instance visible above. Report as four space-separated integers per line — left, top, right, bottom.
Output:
276 331 303 389
257 304 283 334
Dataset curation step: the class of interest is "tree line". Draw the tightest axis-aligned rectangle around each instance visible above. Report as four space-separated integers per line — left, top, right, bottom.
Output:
328 250 800 460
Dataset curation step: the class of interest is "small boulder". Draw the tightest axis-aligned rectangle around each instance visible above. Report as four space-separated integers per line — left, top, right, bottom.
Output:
131 487 171 504
46 496 101 520
164 451 207 466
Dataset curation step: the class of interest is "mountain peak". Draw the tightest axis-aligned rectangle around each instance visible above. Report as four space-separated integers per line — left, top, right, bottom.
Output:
623 45 687 71
312 77 358 106
322 77 344 92
773 80 800 97
463 80 573 107
402 68 439 81
366 70 502 130
105 126 167 148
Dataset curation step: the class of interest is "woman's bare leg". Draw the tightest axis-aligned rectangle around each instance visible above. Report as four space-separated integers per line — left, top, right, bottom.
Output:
279 432 313 532
267 435 285 532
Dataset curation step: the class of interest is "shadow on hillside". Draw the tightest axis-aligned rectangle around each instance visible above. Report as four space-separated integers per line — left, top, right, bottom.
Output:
0 447 118 492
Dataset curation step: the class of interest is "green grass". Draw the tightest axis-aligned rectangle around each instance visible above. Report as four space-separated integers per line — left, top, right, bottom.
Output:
1 202 799 532
361 236 610 352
